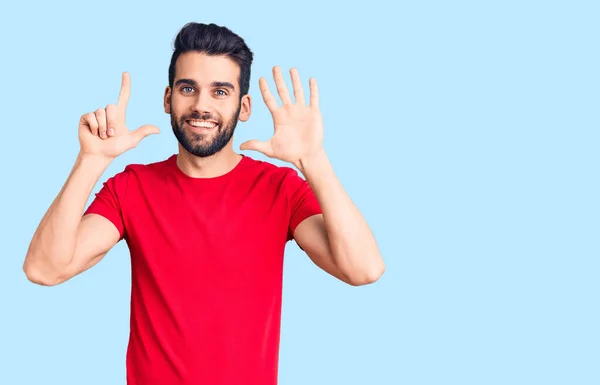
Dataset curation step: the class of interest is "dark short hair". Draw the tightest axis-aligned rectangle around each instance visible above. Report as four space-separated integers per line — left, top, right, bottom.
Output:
168 22 254 98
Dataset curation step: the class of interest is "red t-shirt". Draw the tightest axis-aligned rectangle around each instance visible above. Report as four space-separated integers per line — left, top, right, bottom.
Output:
84 154 322 385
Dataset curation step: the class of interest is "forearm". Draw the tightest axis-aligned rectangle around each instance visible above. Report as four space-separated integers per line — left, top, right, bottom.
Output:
297 149 384 282
23 153 110 282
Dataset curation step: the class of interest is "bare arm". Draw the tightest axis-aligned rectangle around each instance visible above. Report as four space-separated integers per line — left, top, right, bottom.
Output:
294 149 385 286
239 67 384 286
23 72 159 286
23 154 119 286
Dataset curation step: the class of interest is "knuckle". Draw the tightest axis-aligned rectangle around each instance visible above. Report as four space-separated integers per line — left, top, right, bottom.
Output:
106 105 117 118
106 104 117 115
95 108 106 117
88 115 98 127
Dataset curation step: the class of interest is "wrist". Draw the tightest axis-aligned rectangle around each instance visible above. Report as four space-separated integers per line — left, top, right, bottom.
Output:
295 147 328 175
76 152 113 170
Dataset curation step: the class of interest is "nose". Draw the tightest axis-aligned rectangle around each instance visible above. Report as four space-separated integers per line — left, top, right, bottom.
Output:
191 89 215 114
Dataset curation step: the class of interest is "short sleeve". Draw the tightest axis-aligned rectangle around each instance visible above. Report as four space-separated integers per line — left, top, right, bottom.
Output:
285 169 322 241
83 169 129 240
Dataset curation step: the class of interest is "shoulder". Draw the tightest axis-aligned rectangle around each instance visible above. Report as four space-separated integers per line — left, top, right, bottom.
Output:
121 155 173 178
102 155 173 189
122 156 172 175
242 155 306 188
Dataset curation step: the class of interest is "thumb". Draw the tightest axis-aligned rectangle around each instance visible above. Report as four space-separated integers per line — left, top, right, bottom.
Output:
240 139 273 156
130 124 160 146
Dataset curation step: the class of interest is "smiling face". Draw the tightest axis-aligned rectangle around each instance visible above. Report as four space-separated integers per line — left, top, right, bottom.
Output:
164 51 251 158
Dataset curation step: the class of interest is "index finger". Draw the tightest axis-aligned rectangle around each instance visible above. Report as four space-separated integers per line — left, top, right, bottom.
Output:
259 77 279 112
117 72 131 110
309 78 319 108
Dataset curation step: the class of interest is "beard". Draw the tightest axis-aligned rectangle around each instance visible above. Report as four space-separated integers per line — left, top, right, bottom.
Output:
171 102 242 158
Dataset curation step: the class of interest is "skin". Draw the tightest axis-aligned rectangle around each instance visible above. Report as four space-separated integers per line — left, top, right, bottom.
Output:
22 51 385 287
164 52 251 178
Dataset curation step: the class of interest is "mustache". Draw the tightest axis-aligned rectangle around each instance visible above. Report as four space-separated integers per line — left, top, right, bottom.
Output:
181 112 219 122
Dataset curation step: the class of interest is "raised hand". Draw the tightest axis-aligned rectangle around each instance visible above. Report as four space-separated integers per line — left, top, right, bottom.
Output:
78 72 160 160
240 66 324 167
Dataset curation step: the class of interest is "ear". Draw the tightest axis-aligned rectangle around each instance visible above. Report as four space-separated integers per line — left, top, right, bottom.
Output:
238 94 251 122
164 86 172 114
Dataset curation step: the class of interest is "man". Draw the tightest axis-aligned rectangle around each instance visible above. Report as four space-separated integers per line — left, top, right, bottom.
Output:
23 22 384 384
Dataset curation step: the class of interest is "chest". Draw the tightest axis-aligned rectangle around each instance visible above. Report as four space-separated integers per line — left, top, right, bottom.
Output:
121 179 291 277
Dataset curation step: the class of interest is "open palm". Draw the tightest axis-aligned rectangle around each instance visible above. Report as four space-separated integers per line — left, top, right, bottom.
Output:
240 66 324 166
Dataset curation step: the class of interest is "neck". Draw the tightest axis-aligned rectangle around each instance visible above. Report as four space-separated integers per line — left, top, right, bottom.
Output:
176 143 242 178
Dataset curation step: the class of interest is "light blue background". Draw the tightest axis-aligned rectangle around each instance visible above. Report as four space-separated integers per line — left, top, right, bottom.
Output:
1 0 598 384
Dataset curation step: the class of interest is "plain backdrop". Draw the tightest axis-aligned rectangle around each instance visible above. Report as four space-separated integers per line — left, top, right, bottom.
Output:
0 1 598 384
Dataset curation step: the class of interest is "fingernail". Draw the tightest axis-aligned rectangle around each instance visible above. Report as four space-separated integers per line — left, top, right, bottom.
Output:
108 128 115 136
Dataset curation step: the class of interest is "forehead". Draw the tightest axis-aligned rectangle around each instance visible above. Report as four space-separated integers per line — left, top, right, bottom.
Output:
174 52 240 85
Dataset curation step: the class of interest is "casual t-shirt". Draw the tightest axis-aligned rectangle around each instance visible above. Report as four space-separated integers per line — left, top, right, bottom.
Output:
83 154 322 385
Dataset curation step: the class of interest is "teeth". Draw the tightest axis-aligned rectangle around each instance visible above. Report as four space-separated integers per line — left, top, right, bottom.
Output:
188 120 217 128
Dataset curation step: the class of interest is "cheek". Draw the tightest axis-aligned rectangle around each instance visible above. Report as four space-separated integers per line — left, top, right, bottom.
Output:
170 102 188 120
225 102 242 119
170 95 188 111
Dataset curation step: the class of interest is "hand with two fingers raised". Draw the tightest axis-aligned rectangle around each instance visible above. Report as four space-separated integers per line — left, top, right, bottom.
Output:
78 72 160 161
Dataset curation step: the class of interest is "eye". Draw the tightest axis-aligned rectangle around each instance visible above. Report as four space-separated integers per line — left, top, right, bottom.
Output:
181 86 194 93
215 89 228 96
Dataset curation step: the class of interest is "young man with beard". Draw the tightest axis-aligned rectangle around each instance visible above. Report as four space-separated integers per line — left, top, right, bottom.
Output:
23 22 385 384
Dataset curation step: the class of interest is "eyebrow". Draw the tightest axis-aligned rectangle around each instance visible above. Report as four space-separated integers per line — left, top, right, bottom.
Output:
174 79 235 90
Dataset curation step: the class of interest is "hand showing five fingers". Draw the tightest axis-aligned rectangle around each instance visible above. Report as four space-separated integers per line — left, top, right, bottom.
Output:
240 66 324 167
78 72 160 161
